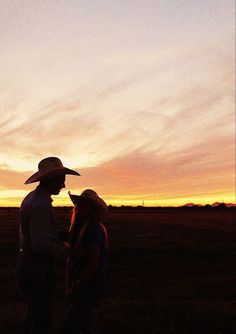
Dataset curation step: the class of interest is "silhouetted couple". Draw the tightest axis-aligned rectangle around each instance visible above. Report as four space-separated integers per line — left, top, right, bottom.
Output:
16 157 108 334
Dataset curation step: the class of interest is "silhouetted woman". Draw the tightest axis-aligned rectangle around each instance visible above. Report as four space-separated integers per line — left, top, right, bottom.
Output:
62 189 108 334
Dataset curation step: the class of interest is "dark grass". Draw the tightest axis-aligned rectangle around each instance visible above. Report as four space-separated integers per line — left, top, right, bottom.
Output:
0 207 236 333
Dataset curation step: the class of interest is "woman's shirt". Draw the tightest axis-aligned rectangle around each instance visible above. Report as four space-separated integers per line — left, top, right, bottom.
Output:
69 222 108 285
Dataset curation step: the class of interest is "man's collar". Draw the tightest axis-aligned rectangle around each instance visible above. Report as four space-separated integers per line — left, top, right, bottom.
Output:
36 185 53 203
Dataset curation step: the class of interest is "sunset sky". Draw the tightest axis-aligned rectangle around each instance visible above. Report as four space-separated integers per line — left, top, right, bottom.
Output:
0 1 235 207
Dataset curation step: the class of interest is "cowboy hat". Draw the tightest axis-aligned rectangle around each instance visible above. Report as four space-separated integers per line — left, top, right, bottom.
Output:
24 157 80 184
68 189 107 213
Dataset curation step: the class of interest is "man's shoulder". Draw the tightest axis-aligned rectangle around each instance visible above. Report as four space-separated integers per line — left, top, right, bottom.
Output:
21 189 35 206
21 188 49 210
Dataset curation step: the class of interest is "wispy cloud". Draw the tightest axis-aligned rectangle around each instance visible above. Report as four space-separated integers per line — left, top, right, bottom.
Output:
0 168 30 190
62 117 234 201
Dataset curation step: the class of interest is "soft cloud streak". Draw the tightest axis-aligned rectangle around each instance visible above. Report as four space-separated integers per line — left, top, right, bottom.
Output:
1 130 234 205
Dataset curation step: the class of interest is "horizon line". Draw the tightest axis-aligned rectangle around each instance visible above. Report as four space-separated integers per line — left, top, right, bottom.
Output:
0 202 235 209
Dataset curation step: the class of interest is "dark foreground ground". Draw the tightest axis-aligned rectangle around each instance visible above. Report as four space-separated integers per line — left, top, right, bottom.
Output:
0 207 236 334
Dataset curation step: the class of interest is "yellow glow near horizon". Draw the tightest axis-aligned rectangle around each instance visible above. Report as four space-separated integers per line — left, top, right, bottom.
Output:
0 190 235 208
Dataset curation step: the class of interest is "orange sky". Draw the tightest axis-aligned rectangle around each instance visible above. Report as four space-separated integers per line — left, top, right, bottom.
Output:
0 1 235 207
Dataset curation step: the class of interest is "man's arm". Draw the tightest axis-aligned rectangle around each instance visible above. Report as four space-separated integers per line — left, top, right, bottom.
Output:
30 204 64 258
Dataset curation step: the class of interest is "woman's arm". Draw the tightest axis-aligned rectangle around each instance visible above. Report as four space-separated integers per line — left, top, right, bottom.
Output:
69 244 100 295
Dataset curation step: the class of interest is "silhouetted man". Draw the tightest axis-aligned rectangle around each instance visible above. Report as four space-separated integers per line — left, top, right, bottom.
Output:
16 157 80 334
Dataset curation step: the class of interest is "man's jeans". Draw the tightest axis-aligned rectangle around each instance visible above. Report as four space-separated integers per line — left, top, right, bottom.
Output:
16 254 55 334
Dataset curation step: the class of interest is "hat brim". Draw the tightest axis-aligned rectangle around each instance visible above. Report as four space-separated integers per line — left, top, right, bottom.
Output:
69 193 107 213
24 168 80 184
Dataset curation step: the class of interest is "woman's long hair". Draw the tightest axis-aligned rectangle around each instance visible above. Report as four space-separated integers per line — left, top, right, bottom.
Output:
67 206 79 247
67 205 104 247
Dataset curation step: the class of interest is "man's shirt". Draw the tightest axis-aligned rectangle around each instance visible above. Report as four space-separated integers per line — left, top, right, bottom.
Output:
19 185 63 259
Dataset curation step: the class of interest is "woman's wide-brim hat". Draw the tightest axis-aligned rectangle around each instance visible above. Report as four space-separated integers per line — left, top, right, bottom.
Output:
68 189 108 214
24 157 80 184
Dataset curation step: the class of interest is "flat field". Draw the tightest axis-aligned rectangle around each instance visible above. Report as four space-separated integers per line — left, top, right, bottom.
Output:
0 207 236 334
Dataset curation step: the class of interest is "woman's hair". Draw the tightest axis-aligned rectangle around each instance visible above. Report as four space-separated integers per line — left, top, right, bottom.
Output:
70 206 78 231
68 204 104 247
67 206 78 247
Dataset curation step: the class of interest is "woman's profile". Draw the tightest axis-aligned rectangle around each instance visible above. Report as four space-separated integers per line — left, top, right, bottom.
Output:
62 189 108 334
